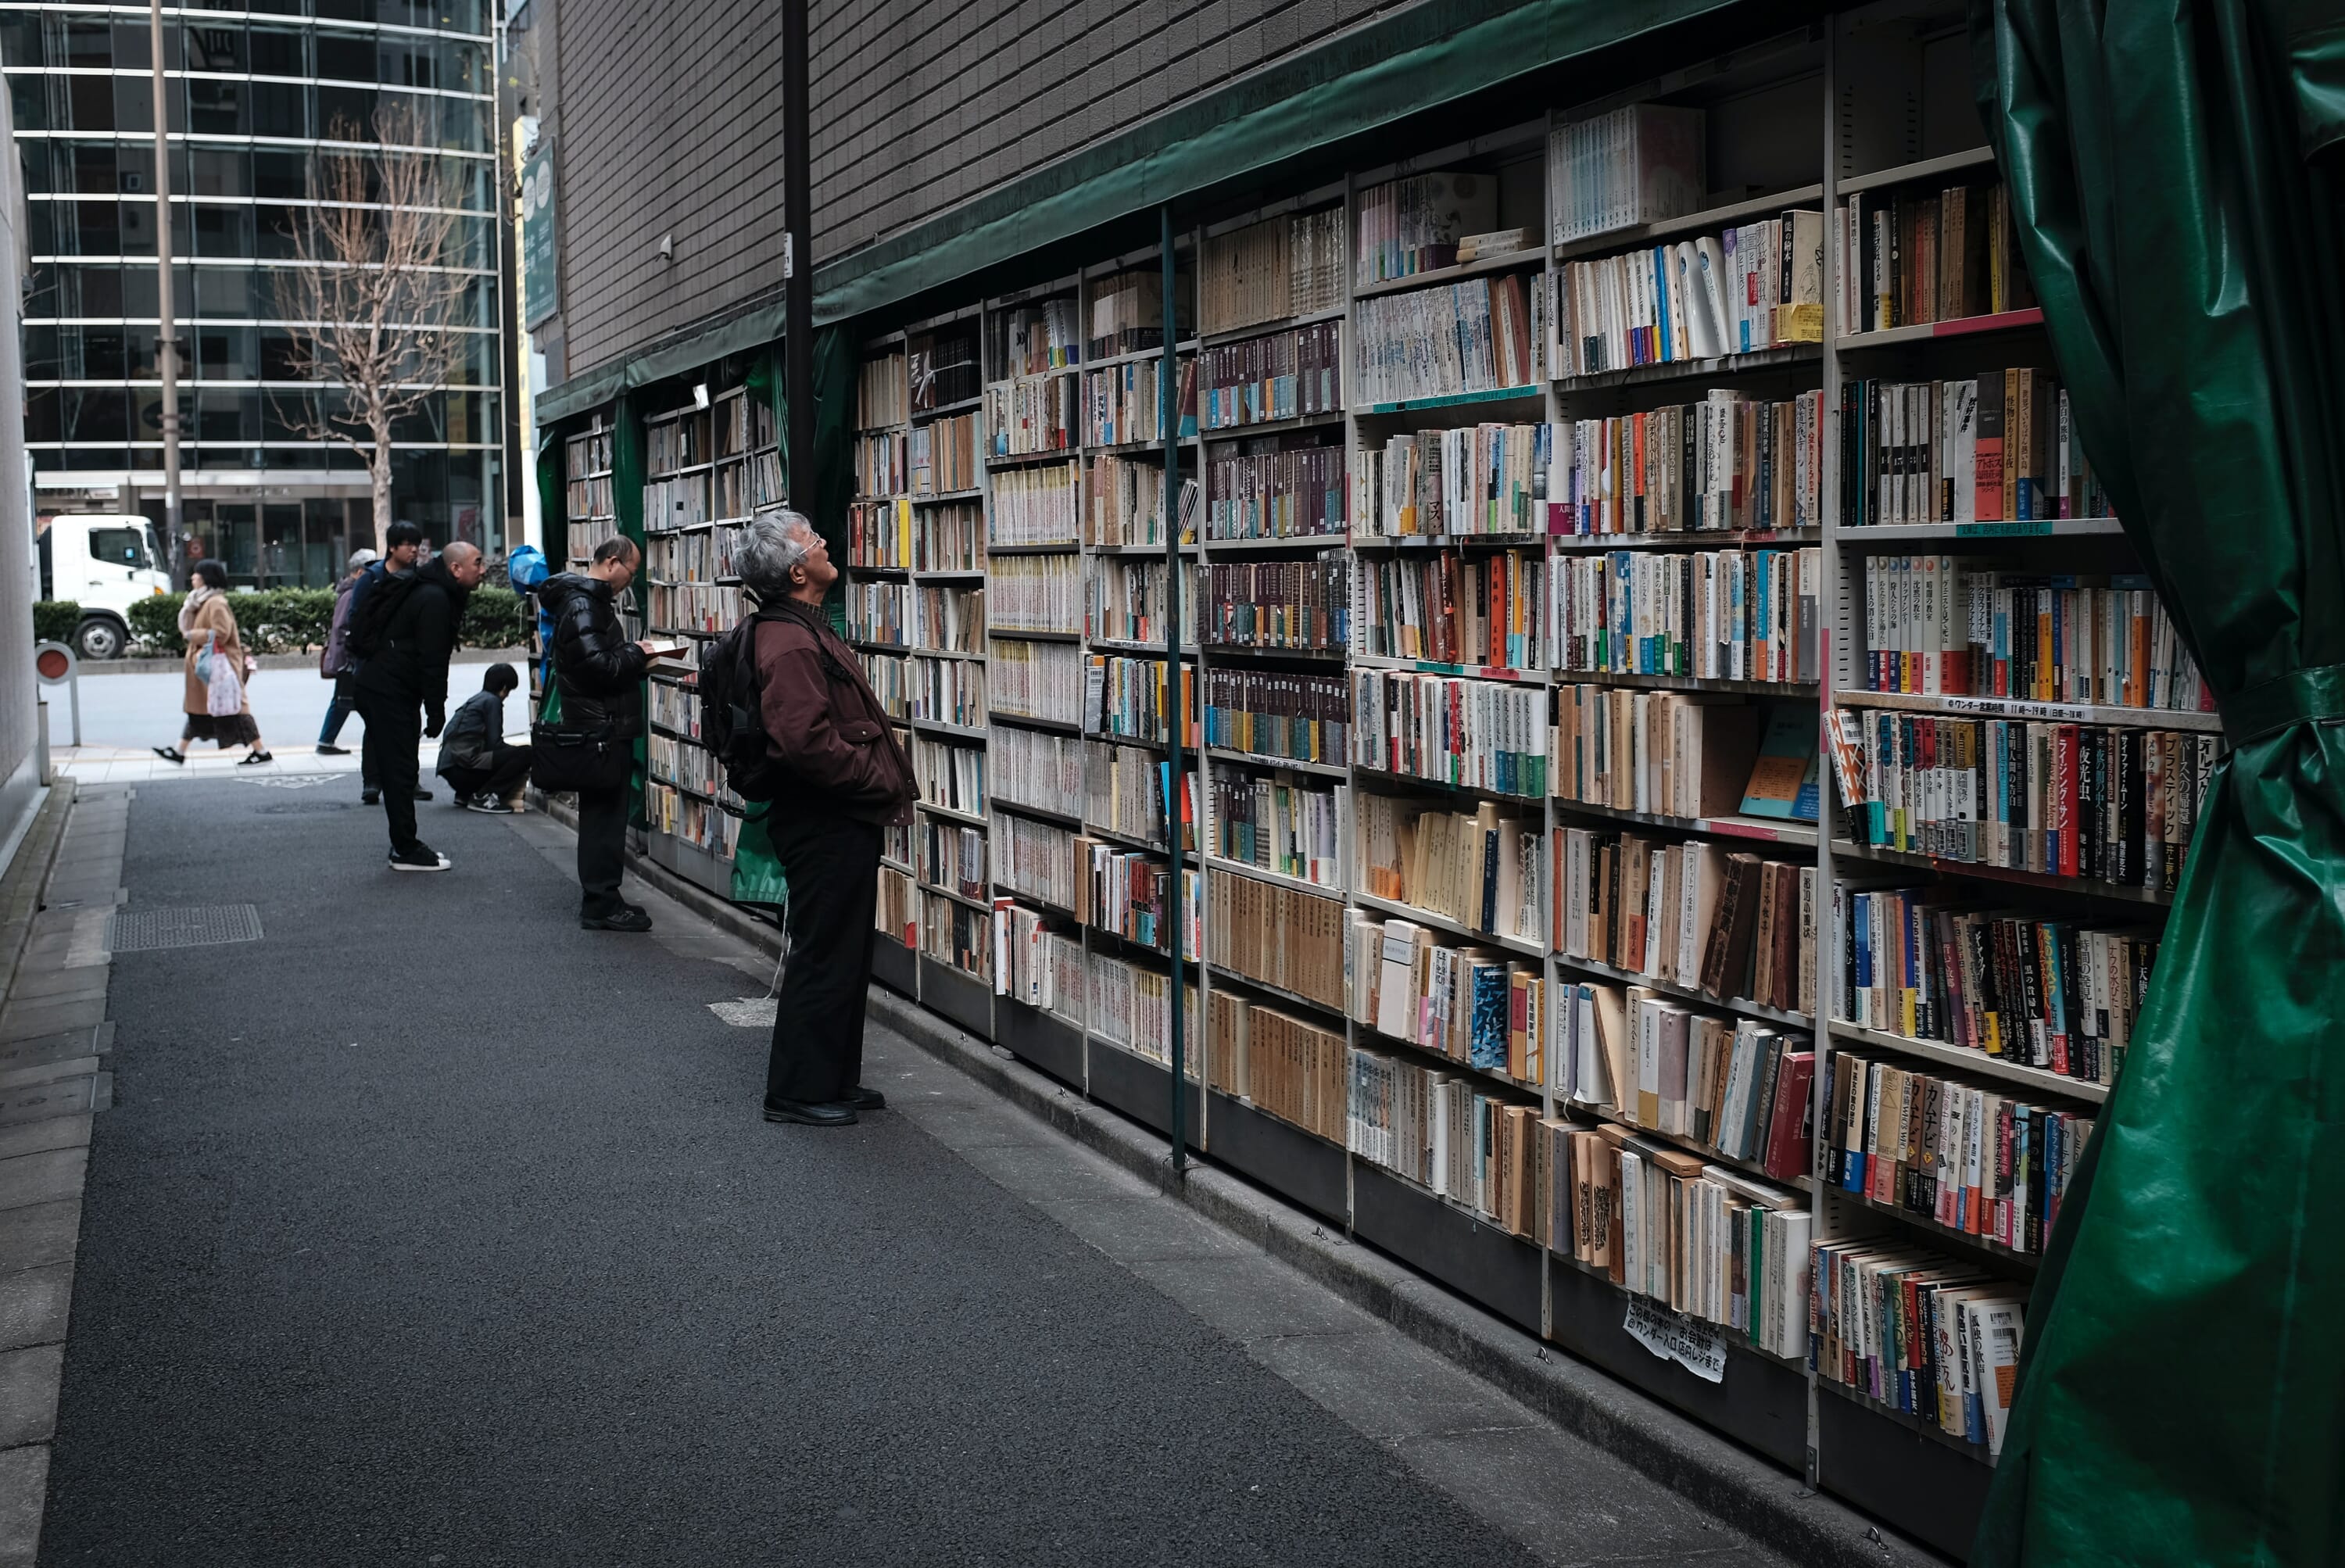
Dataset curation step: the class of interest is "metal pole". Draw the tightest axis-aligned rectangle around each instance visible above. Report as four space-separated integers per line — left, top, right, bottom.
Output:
1161 203 1186 1175
149 0 183 584
780 0 814 510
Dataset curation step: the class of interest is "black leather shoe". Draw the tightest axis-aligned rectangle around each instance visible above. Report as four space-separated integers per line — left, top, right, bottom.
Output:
360 789 381 805
580 904 653 933
844 1085 886 1111
762 1097 857 1127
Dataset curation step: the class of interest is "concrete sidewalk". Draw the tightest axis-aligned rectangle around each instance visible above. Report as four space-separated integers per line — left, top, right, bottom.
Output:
37 779 1817 1566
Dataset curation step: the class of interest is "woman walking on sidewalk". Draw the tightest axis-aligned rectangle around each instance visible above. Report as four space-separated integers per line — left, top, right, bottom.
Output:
153 560 272 766
736 509 915 1127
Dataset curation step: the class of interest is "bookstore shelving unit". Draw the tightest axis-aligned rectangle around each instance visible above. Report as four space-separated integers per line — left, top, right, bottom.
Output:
844 2 2214 1555
638 385 783 897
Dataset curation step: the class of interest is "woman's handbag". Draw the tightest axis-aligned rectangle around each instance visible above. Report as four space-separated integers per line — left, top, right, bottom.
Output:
202 632 244 718
194 629 216 682
528 721 628 793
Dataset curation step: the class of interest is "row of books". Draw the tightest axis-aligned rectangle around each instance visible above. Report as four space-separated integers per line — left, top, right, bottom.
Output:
1358 422 1548 537
1841 179 2034 335
646 581 743 635
989 723 1084 814
647 525 731 584
1351 273 1541 405
564 474 613 527
1204 446 1347 541
715 448 783 520
1552 686 1817 823
876 865 917 947
1211 765 1341 888
995 811 1077 910
1087 953 1201 1075
1825 1051 2092 1255
990 296 1082 377
861 654 912 721
1567 1124 1812 1360
1087 558 1198 648
1350 915 1544 1085
643 410 707 474
1553 392 1824 536
904 654 984 729
987 553 1081 635
1356 794 1545 947
1074 839 1201 955
857 349 908 431
564 428 611 480
1348 1057 1545 1240
911 736 986 817
1838 889 2154 1087
643 471 711 532
923 890 992 982
918 820 988 900
910 413 980 496
986 462 1080 546
1550 209 1824 373
1858 554 2207 711
908 324 981 410
646 733 724 798
1211 992 1347 1145
1083 741 1193 852
1831 711 2215 892
1087 268 1172 360
1843 372 2108 527
1547 105 1705 246
855 430 906 499
1202 557 1349 650
1810 1240 2023 1455
848 500 911 571
1353 170 1501 285
1201 668 1352 767
984 374 1078 457
1083 654 1198 746
1199 206 1346 337
1352 670 1551 797
1355 549 1544 669
843 581 983 653
646 678 701 739
1559 829 1817 1015
1205 875 1347 1012
1559 986 1813 1183
1552 546 1821 685
1087 457 1198 547
1083 357 1198 446
987 638 1084 725
643 782 739 860
564 516 616 564
1200 321 1342 431
993 912 1081 1011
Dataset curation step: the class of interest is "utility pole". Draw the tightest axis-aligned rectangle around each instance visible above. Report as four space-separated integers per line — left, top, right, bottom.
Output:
780 0 813 513
148 0 184 584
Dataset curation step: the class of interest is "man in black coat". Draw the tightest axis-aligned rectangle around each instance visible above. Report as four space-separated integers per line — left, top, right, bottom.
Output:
355 540 485 872
539 536 659 929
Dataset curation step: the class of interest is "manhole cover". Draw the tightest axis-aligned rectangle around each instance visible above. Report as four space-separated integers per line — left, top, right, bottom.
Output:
707 998 777 1028
244 773 338 789
109 905 263 952
256 801 354 814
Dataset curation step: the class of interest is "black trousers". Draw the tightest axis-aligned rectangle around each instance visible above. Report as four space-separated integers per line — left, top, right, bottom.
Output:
443 741 533 803
355 688 423 857
765 808 882 1105
575 782 631 918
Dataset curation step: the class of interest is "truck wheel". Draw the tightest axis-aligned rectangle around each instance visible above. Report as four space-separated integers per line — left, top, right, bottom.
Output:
73 618 125 661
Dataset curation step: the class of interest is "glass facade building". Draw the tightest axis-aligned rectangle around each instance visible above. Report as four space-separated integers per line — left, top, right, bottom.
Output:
4 0 503 585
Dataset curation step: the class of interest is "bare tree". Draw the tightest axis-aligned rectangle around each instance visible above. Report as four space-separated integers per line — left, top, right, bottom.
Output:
275 103 473 551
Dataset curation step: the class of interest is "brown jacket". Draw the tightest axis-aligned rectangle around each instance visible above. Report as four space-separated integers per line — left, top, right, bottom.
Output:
754 599 916 824
180 592 249 717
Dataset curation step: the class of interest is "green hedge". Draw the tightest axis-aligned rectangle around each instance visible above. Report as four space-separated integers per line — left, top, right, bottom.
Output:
131 585 528 657
31 602 80 644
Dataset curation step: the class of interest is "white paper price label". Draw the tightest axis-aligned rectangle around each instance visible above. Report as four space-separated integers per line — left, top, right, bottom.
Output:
1623 1298 1728 1384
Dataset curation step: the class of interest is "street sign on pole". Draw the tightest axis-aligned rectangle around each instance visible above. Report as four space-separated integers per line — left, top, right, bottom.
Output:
34 642 80 747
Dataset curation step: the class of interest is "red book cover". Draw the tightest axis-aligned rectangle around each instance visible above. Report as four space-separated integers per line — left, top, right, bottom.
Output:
1763 1050 1816 1183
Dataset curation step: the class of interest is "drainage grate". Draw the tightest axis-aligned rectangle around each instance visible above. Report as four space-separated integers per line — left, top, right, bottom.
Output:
109 904 263 953
256 801 354 814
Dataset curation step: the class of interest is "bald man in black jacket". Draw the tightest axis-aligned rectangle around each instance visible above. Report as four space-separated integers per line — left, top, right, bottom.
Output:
356 541 485 872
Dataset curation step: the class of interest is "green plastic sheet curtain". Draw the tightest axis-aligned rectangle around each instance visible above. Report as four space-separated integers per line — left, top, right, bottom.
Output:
728 324 857 911
1969 2 2345 1562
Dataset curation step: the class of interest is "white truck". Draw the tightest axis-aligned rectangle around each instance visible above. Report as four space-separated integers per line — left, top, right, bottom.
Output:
35 512 172 660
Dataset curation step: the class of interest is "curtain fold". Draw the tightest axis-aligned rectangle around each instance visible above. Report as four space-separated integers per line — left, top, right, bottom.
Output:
1969 2 2345 1562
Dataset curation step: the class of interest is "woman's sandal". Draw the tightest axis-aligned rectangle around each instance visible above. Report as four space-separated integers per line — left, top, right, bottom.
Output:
237 750 274 766
152 746 185 764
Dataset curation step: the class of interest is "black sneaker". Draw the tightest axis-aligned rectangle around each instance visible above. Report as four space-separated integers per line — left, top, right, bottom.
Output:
580 904 653 933
388 847 451 872
361 789 381 806
317 743 351 756
466 797 514 815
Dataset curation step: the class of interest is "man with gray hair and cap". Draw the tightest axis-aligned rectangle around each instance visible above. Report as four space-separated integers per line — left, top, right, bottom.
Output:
736 507 915 1126
355 539 486 872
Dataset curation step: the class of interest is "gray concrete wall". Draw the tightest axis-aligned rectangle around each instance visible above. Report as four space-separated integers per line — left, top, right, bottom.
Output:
0 83 44 859
537 0 1394 378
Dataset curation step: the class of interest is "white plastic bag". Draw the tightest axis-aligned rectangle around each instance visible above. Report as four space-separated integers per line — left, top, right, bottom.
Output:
205 632 244 717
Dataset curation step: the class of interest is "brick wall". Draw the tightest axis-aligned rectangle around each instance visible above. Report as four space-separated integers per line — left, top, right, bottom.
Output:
543 0 1394 377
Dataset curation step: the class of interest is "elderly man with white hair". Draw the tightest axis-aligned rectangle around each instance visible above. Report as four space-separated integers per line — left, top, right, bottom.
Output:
736 507 916 1127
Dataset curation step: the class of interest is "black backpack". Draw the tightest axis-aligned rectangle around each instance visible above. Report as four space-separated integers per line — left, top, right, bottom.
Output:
698 605 793 802
345 565 419 660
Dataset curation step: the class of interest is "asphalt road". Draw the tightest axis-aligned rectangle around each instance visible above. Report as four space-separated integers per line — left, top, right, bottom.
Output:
40 779 1576 1566
45 656 517 754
